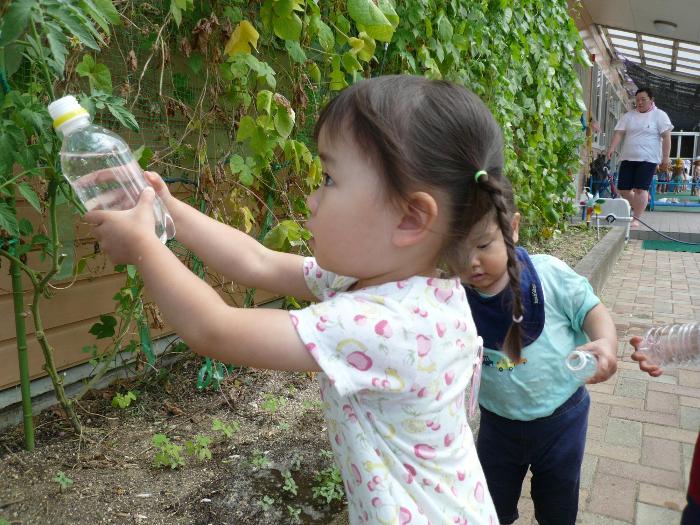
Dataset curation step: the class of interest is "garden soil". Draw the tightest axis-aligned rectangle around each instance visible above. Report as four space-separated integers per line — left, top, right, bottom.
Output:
0 225 600 525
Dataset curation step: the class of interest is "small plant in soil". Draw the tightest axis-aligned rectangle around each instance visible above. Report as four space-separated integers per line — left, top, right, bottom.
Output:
250 449 272 469
302 399 323 410
257 495 275 512
111 390 138 409
152 434 185 469
53 471 74 492
312 465 345 504
185 435 212 461
261 393 287 414
281 470 298 496
212 418 240 439
287 505 303 524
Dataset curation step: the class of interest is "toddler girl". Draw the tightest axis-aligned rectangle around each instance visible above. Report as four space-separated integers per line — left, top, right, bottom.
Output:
86 75 502 524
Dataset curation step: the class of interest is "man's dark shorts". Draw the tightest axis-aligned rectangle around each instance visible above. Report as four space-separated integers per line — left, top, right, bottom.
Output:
617 160 657 191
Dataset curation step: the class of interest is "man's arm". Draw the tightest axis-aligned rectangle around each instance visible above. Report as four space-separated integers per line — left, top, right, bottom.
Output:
606 130 625 161
660 130 672 171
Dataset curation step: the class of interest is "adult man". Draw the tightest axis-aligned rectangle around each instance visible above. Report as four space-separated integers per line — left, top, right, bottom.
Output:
606 88 673 227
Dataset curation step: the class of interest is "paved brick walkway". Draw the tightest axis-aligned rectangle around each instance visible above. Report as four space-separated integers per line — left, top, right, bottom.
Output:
512 240 700 524
637 211 700 236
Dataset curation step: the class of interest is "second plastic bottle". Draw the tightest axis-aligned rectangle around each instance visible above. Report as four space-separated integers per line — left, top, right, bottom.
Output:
48 95 175 243
636 321 700 368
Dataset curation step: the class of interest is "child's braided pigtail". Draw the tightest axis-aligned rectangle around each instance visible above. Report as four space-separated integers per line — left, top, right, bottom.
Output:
477 173 523 362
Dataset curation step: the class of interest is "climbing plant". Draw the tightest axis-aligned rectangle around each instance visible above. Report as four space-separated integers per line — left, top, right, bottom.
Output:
388 0 589 239
0 0 588 444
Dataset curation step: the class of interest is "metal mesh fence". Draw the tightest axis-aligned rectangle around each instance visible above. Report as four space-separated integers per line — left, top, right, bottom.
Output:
625 60 700 131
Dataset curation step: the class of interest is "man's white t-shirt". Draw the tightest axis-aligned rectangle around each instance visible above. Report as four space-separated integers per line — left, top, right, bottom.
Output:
615 106 673 163
290 258 498 525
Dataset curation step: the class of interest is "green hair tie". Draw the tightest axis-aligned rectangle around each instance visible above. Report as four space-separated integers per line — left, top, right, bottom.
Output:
475 170 488 183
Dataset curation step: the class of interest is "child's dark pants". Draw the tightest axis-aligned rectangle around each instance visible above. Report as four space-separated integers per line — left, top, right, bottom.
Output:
476 386 590 525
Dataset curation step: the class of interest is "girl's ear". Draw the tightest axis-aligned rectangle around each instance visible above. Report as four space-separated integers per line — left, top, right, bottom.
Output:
511 212 521 244
393 191 440 248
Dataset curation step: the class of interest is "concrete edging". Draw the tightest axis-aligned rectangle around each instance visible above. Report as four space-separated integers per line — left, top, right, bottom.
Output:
574 226 627 295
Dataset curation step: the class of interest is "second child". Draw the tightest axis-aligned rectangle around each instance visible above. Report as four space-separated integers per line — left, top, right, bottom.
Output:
459 176 618 525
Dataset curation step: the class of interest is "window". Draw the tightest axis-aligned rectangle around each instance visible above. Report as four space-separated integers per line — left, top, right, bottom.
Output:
680 136 695 158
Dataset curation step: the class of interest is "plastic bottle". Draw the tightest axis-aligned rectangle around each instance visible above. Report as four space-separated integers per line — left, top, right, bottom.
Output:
636 321 700 368
47 95 175 243
565 350 597 382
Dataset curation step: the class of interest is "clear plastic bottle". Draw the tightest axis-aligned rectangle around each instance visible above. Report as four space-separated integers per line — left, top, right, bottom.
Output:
636 321 700 368
565 350 597 382
48 95 175 243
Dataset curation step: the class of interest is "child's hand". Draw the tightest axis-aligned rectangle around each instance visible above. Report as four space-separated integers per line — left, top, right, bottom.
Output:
629 336 664 377
85 187 159 265
144 171 175 207
576 338 618 384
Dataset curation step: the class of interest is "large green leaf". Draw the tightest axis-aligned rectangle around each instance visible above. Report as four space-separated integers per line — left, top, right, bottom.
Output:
89 314 117 339
283 139 311 174
274 106 294 139
85 91 139 130
262 220 310 250
0 202 19 236
436 14 453 41
229 154 256 186
0 0 36 47
17 182 41 213
137 314 155 365
45 21 68 76
256 90 273 115
0 125 23 177
105 99 138 130
76 54 113 93
2 44 25 78
90 0 120 24
348 0 395 42
310 14 334 51
235 115 257 142
272 12 302 41
284 40 306 64
79 0 120 33
170 0 193 27
377 0 399 28
45 5 99 50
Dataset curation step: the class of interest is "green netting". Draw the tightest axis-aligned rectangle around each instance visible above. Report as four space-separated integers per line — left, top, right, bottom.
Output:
642 240 700 252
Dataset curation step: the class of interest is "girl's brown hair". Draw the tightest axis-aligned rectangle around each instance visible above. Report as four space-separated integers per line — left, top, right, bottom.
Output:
314 75 523 359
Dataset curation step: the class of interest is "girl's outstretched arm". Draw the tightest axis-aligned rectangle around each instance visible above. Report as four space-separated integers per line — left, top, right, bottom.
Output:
579 303 618 383
145 171 315 301
87 189 321 371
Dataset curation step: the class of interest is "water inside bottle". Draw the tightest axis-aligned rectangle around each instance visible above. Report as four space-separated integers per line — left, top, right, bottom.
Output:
62 150 174 243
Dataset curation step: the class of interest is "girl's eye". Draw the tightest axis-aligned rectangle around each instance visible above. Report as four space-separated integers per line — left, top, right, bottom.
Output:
323 173 334 186
477 241 492 250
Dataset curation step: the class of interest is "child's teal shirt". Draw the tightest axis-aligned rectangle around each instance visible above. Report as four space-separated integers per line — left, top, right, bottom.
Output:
477 254 600 421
